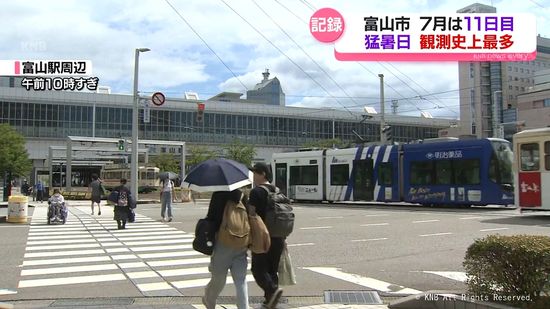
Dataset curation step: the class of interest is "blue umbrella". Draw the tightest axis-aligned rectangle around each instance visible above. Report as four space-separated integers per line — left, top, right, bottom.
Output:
182 158 253 192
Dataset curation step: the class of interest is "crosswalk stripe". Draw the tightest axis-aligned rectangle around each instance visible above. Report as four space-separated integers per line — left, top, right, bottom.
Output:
129 244 193 252
126 271 160 279
117 262 148 269
22 256 112 266
147 257 211 267
26 243 101 251
21 264 119 276
116 234 193 241
111 227 177 233
423 271 467 282
138 251 202 259
18 273 126 288
123 239 192 246
157 266 209 277
28 235 92 240
136 282 175 292
105 231 188 237
171 274 255 289
27 238 98 245
24 249 105 258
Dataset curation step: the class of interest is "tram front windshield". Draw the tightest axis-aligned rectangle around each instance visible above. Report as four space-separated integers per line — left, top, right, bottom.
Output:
491 141 514 185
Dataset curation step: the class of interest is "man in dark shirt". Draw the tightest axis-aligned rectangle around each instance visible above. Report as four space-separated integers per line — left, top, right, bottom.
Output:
248 163 284 309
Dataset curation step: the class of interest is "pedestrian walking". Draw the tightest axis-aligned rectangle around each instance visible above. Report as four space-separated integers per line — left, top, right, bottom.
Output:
203 189 250 309
160 177 175 222
113 178 133 230
35 180 45 203
21 180 30 196
89 174 102 215
248 163 284 309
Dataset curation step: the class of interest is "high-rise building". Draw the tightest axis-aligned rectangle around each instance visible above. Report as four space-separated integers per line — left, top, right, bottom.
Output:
457 3 550 138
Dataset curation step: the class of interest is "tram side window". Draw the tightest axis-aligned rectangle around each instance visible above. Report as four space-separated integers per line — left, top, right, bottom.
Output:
410 161 434 185
290 165 318 185
455 159 480 185
545 141 550 171
330 164 349 185
435 160 452 185
378 162 392 185
520 143 540 171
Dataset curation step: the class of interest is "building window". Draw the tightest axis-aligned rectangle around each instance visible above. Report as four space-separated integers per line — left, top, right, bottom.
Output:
515 77 518 81
515 86 519 91
527 69 530 74
546 141 550 171
508 76 512 81
507 65 512 71
521 87 525 92
509 85 513 90
514 67 518 72
520 68 524 73
469 63 474 78
544 99 550 107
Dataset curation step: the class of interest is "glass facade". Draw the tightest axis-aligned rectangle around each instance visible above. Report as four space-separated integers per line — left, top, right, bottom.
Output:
0 101 441 146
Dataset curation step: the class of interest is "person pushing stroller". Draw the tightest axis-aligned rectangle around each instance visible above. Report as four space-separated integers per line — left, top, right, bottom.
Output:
48 188 68 224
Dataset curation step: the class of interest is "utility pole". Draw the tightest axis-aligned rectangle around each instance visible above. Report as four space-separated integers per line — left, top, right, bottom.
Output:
379 74 385 143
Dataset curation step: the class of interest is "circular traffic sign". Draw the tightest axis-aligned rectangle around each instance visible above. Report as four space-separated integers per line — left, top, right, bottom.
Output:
151 92 165 106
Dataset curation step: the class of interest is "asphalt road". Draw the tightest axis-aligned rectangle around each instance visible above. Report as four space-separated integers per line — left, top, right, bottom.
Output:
1 200 549 301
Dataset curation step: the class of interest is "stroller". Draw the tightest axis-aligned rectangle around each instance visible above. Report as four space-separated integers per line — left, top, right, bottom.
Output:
47 201 68 225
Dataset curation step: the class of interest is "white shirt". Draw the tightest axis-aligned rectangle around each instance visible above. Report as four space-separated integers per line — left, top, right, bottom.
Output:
49 193 65 204
162 180 174 192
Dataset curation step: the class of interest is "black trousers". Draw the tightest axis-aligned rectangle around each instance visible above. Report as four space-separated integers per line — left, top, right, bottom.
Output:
251 237 285 301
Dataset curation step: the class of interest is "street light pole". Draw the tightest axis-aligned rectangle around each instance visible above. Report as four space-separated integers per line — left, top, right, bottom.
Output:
132 48 150 201
378 74 385 143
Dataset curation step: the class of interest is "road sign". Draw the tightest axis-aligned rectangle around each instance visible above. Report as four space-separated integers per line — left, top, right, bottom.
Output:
144 100 150 123
151 92 165 106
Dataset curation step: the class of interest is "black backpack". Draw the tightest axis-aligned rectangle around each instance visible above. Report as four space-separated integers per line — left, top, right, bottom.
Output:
260 185 294 238
192 218 216 255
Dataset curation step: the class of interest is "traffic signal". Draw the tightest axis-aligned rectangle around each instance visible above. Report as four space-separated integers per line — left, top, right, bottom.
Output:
196 103 205 123
382 125 392 143
118 139 125 151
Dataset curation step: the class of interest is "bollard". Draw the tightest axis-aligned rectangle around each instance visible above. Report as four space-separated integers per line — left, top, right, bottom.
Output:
7 195 28 223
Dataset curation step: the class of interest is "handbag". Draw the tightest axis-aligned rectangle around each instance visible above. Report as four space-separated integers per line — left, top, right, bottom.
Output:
278 244 296 286
193 218 216 255
248 215 271 254
107 191 119 204
128 208 135 223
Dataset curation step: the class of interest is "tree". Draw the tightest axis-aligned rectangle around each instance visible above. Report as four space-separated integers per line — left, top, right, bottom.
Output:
225 140 256 166
150 153 180 174
187 145 217 171
0 124 32 179
303 138 347 149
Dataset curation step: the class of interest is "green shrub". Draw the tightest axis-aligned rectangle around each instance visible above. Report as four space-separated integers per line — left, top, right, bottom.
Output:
464 234 550 306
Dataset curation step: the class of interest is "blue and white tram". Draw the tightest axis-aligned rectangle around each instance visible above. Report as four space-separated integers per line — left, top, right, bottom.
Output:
272 137 514 207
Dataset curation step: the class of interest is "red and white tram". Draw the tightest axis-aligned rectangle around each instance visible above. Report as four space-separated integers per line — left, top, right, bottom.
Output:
513 127 550 211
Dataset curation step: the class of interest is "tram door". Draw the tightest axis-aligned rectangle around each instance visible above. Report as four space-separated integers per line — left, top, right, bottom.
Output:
275 163 288 196
353 159 374 201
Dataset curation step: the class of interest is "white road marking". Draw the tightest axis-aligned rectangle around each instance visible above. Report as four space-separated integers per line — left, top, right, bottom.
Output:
287 243 315 247
138 251 201 259
317 216 344 220
111 254 138 260
18 273 126 288
364 214 389 217
412 220 440 223
21 264 118 276
136 282 177 291
26 243 101 251
122 238 192 245
480 228 509 232
126 271 160 279
299 226 332 230
171 274 255 289
158 266 209 277
351 238 388 242
422 271 467 282
116 234 193 241
105 248 130 253
22 256 112 266
360 223 389 226
0 288 17 295
27 238 98 245
129 244 193 252
148 257 211 267
24 249 105 258
117 262 148 269
28 235 91 240
459 216 484 220
419 232 453 237
303 267 421 295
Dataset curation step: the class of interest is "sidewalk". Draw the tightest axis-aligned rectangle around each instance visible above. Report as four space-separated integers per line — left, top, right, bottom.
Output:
0 296 391 309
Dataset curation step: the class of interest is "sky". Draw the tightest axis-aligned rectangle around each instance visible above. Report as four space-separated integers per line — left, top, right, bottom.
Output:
1 0 549 120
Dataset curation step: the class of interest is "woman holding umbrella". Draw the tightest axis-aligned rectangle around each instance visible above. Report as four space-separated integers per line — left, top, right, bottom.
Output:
183 158 254 309
159 172 176 222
